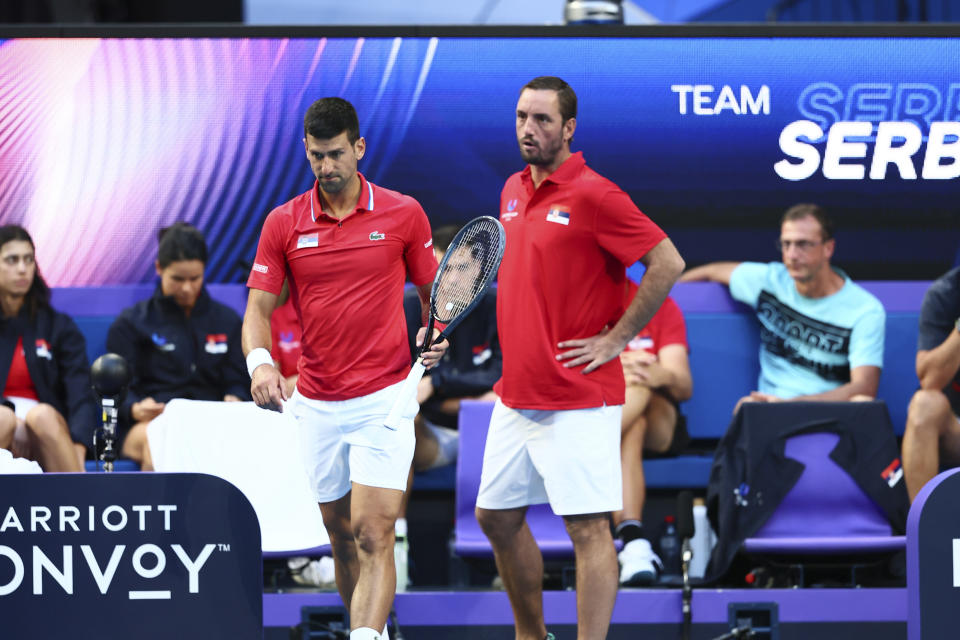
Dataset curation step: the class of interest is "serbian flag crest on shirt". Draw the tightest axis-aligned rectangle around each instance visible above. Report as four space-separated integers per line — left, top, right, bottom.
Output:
204 334 229 354
546 206 570 226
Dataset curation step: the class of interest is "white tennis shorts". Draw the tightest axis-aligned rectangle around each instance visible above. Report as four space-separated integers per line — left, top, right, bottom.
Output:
476 399 623 516
289 380 417 503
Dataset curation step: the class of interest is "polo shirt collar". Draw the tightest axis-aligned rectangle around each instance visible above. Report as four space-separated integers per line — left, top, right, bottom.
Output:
520 151 585 189
310 172 376 223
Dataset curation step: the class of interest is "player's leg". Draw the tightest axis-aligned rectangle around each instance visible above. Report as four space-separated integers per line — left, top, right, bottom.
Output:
347 483 404 632
476 505 546 640
564 512 618 640
533 405 621 639
340 380 416 637
903 389 960 501
289 388 357 598
475 400 550 640
24 403 82 472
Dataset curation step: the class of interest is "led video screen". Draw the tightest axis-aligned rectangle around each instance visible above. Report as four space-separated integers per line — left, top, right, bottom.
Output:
0 32 956 284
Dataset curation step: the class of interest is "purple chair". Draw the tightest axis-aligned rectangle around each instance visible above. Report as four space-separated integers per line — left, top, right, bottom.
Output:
454 400 578 558
742 431 905 556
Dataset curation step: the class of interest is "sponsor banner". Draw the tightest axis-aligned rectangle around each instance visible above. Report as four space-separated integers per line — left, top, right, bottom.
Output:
907 468 960 640
0 473 262 639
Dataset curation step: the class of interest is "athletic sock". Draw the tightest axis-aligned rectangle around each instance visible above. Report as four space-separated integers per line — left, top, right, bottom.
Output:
615 519 644 544
381 624 389 640
349 628 380 640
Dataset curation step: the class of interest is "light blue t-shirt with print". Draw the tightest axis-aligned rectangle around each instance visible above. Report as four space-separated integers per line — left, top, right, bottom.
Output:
729 262 886 398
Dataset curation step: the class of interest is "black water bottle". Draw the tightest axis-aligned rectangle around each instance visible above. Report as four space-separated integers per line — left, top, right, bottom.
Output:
659 515 681 577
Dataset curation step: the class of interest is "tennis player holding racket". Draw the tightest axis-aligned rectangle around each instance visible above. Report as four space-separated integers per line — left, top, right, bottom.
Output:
242 98 447 640
475 77 685 640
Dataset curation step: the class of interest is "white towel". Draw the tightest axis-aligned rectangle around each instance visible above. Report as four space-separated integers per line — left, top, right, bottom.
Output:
147 399 329 553
0 448 42 474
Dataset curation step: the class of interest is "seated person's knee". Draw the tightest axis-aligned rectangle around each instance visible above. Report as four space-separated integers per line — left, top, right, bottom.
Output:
24 403 65 438
0 405 16 445
907 389 952 428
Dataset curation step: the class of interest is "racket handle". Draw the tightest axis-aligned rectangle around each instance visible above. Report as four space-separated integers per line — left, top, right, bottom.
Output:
384 360 426 430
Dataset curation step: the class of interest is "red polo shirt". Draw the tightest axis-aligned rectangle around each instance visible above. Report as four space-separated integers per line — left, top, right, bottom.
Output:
270 297 301 378
248 173 437 401
494 152 667 410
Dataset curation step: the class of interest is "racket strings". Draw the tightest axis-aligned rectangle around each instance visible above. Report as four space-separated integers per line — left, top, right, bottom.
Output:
433 219 502 323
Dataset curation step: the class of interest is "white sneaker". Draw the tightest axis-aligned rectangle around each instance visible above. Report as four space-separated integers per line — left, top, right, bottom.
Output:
618 538 662 586
288 556 336 587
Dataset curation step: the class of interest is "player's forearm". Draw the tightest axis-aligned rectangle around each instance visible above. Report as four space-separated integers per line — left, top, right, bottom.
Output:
678 261 739 284
609 242 684 347
788 374 878 402
241 310 272 355
917 330 960 390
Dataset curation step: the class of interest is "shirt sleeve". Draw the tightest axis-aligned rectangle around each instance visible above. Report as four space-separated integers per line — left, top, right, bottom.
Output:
652 297 689 351
594 189 667 267
246 209 288 295
729 262 771 308
849 303 886 370
403 198 439 286
917 281 955 352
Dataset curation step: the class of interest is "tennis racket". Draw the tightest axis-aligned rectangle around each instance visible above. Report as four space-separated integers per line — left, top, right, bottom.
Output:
384 215 506 429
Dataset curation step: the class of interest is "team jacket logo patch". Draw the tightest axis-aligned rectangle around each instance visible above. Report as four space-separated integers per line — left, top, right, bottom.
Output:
881 458 903 488
369 231 386 241
151 333 176 352
297 233 319 249
472 343 492 366
35 339 52 360
546 206 571 225
205 334 229 354
278 331 301 353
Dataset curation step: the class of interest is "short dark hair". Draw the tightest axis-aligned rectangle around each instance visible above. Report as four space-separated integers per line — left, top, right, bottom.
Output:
781 203 834 241
303 97 360 143
521 76 577 124
432 224 462 254
0 224 50 317
157 222 208 268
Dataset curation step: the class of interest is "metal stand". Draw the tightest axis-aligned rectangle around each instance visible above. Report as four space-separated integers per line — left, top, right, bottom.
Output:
94 396 119 472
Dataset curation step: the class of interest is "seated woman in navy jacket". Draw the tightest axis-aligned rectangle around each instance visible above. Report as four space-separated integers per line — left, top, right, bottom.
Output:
106 223 250 470
0 225 96 471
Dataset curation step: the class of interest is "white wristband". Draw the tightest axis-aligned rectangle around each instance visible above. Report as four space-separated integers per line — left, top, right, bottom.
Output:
246 348 274 378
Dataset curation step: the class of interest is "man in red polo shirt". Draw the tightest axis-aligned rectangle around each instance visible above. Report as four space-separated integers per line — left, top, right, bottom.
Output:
475 77 685 640
242 97 446 640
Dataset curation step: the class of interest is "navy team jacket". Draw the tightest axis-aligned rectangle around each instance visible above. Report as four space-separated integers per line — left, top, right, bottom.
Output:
106 285 250 427
0 305 98 450
403 286 502 428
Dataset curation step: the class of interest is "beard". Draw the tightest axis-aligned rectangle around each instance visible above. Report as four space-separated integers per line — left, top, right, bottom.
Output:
318 175 347 194
518 136 563 167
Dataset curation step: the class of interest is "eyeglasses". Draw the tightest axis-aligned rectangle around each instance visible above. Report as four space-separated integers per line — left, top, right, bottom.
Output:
776 239 822 252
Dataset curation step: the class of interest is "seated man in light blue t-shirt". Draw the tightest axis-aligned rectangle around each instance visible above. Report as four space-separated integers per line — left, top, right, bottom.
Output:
680 203 885 407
